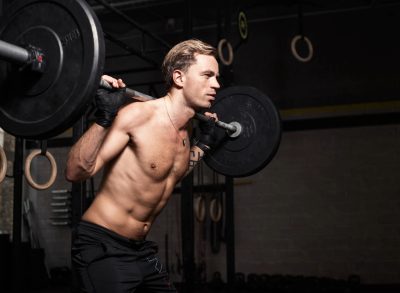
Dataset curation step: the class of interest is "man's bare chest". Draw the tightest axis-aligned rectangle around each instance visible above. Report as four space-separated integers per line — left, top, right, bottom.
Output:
128 127 191 180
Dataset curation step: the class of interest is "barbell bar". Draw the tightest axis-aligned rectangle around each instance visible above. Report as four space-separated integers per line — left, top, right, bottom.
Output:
0 31 240 137
99 79 241 137
0 39 31 64
0 0 105 139
100 80 282 177
0 0 281 178
0 26 244 140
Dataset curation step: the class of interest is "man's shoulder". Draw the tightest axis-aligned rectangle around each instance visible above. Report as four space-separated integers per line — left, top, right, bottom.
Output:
117 99 160 124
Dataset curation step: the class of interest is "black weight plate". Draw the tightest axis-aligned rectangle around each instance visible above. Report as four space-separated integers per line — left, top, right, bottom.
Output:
0 0 104 139
205 86 281 177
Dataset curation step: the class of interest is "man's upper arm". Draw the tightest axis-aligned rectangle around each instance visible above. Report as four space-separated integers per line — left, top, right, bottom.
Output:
93 111 132 173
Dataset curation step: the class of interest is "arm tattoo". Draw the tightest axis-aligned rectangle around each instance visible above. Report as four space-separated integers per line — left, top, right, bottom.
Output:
188 149 204 172
182 146 206 179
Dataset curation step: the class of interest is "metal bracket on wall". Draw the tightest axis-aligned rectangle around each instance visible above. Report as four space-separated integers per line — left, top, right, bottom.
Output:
50 189 72 226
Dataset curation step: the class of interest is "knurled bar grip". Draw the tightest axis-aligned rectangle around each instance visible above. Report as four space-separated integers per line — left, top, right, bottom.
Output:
100 79 155 102
99 79 238 133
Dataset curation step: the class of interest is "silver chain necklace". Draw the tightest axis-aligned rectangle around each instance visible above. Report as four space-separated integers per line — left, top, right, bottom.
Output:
163 96 187 147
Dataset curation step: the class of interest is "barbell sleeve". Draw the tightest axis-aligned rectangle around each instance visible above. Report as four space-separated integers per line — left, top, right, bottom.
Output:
0 39 30 64
99 79 239 134
0 40 45 72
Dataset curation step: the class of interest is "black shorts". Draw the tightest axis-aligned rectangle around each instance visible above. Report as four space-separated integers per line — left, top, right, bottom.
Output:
71 220 176 293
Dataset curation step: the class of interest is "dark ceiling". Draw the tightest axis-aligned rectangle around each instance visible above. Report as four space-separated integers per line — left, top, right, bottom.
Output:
84 0 400 76
87 0 400 42
88 0 400 21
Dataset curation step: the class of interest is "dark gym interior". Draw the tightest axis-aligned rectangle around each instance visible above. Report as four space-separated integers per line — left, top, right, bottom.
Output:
1 0 400 292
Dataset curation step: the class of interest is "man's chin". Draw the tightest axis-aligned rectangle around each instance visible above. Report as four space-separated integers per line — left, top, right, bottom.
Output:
205 100 213 108
194 103 212 111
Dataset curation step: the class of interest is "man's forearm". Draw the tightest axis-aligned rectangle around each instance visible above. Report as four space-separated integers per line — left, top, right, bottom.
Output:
65 123 108 182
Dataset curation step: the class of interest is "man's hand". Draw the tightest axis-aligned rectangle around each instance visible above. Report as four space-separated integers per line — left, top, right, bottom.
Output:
95 75 127 128
196 112 219 152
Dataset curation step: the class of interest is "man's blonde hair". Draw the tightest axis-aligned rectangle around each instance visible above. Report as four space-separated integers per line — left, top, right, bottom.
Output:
162 39 216 90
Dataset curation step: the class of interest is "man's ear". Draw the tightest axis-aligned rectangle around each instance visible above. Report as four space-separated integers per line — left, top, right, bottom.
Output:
172 70 184 88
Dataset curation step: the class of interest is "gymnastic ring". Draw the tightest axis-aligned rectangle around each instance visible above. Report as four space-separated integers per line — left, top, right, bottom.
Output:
209 198 222 223
0 147 7 183
290 35 313 62
24 149 57 190
217 38 234 66
194 196 206 222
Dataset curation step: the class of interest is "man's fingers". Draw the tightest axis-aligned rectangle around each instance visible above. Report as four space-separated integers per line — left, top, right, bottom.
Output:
117 79 126 88
203 112 218 122
101 75 125 89
101 75 114 84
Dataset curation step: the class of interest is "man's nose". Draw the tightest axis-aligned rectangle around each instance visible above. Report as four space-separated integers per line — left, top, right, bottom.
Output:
212 77 220 89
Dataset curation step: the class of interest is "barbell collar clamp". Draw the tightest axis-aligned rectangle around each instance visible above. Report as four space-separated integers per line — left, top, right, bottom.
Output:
26 44 46 73
228 121 242 138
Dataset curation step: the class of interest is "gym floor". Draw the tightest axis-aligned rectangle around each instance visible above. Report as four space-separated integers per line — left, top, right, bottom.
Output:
2 284 400 293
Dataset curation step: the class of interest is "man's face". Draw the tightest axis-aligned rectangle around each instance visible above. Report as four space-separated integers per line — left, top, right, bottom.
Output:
181 54 220 109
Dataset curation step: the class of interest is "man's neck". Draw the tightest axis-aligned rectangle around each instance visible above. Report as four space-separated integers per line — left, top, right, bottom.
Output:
165 89 195 130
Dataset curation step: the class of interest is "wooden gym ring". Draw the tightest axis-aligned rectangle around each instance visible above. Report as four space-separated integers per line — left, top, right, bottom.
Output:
291 35 313 63
217 38 234 66
238 11 248 40
24 149 57 190
210 198 222 223
194 196 206 222
0 147 7 183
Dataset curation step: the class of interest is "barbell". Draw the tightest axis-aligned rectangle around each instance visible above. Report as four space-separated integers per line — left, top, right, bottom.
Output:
100 81 281 177
0 0 282 178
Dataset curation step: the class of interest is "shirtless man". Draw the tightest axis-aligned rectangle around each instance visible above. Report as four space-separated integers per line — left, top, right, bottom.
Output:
65 39 220 292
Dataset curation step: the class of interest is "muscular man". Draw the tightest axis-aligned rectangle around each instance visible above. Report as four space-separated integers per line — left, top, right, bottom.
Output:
65 39 220 292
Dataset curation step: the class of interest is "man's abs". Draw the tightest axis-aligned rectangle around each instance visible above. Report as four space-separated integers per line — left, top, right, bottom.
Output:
82 192 164 240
